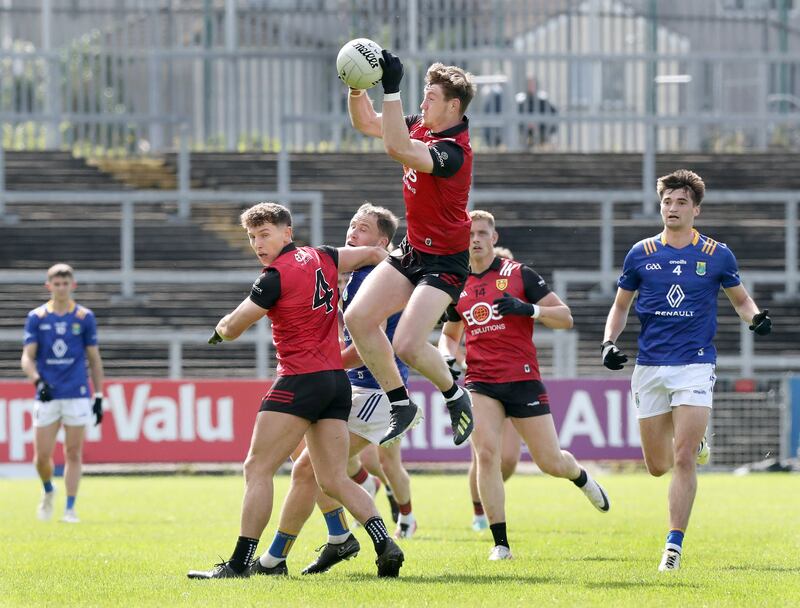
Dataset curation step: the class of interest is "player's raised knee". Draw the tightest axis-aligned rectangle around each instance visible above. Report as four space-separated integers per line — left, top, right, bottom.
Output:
644 458 671 477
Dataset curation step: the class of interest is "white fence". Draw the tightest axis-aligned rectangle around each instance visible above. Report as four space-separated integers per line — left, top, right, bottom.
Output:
1 1 799 154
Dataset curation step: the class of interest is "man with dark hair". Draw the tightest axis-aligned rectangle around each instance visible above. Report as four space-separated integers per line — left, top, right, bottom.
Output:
602 170 772 571
187 202 404 579
441 211 610 561
345 51 478 448
22 263 105 524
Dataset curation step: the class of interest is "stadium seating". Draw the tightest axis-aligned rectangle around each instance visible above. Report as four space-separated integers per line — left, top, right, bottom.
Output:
1 151 797 378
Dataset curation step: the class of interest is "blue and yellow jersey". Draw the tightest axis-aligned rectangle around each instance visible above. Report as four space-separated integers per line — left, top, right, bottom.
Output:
23 300 98 399
341 266 409 389
618 229 741 366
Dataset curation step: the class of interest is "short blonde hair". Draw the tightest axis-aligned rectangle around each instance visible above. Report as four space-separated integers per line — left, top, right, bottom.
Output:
46 263 74 280
469 209 495 229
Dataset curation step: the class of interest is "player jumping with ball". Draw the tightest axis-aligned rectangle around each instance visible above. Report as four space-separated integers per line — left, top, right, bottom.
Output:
345 48 477 448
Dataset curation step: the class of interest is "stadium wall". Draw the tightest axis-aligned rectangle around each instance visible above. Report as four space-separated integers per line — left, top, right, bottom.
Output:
0 378 641 465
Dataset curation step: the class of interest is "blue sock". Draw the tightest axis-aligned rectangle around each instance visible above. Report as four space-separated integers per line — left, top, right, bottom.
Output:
43 480 54 493
66 496 76 510
267 531 297 561
666 529 684 553
323 507 350 541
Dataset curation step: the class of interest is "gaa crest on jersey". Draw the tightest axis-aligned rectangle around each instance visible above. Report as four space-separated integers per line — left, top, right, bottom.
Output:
495 279 508 291
72 323 81 335
696 261 706 276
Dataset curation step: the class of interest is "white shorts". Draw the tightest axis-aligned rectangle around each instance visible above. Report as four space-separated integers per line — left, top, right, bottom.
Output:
347 386 391 445
631 364 716 419
34 398 93 427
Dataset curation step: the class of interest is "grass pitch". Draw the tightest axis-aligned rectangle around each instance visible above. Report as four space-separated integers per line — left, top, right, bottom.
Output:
1 472 799 607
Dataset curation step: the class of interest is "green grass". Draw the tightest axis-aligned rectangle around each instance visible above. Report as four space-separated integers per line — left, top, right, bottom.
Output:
1 473 799 607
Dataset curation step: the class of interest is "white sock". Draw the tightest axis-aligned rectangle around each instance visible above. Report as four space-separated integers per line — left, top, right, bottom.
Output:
328 532 350 544
259 552 285 568
360 475 378 496
398 512 415 526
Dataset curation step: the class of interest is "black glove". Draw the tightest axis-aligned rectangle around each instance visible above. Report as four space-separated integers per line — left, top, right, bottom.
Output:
92 396 104 426
493 293 535 317
208 330 224 345
444 355 462 382
35 379 54 402
749 309 772 336
601 340 628 371
379 49 404 94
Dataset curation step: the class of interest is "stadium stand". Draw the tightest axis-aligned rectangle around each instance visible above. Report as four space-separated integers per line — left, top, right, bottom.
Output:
1 151 798 379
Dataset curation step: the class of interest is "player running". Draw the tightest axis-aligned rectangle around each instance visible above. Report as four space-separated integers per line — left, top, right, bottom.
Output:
345 50 477 448
187 202 403 580
21 263 105 524
602 169 771 571
440 211 610 561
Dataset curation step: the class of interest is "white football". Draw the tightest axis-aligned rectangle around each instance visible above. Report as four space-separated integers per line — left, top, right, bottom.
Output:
336 38 383 90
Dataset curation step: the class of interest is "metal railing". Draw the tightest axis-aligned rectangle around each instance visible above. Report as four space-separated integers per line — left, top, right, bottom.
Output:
552 269 800 378
0 322 272 379
1 1 799 155
0 324 573 380
0 188 324 298
470 189 800 289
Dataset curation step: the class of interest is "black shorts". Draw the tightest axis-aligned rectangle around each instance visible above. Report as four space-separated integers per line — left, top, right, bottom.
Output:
466 380 551 418
260 370 352 422
387 236 469 303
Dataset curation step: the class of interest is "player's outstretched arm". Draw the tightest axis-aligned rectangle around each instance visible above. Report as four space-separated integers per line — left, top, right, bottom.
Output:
723 284 772 335
348 88 383 138
337 245 388 273
211 298 268 343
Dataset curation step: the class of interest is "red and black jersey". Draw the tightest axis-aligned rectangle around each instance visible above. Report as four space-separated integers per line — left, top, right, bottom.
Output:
402 114 472 255
449 257 550 384
249 244 341 376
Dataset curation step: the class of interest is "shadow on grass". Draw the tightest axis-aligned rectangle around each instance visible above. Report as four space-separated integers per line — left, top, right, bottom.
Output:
724 565 800 573
340 573 563 584
566 555 634 562
584 581 700 590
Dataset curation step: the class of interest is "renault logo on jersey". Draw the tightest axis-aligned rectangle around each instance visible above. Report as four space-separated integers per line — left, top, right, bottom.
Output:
696 261 706 276
666 284 685 308
52 338 68 358
495 279 508 291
